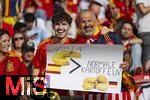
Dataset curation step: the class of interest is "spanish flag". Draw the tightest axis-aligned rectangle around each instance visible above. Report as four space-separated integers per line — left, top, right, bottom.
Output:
46 64 61 74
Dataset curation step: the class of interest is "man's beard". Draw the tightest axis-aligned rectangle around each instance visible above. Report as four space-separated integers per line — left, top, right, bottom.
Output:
81 28 95 36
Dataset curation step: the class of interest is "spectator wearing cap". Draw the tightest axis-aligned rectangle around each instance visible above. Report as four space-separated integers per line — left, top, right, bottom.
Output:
88 0 108 25
22 40 35 75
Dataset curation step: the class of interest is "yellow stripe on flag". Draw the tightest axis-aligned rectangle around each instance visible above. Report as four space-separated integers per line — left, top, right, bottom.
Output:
46 64 61 74
47 66 61 72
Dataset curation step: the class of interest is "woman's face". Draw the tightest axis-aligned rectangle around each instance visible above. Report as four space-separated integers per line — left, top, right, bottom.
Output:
0 34 10 54
13 33 25 49
120 23 133 38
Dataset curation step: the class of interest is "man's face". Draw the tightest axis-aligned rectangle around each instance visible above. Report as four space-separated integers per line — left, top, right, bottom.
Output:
0 34 10 54
79 12 96 36
53 20 70 38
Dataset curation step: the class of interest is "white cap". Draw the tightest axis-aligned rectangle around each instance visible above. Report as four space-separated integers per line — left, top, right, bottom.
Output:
94 0 109 7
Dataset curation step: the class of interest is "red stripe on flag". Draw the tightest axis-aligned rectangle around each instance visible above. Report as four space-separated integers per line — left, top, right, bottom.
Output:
48 64 61 67
46 71 60 74
109 81 118 85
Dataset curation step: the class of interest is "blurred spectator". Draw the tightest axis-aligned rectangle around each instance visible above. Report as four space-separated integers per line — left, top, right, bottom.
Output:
13 21 27 34
23 13 49 50
34 0 54 19
22 40 35 75
105 1 133 32
119 21 143 75
24 6 51 36
0 29 28 75
89 1 102 19
111 0 134 21
66 0 80 14
88 0 107 25
135 0 150 73
9 30 26 61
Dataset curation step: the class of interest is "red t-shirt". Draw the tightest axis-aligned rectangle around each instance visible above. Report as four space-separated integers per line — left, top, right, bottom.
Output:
0 55 29 75
38 0 54 18
74 32 101 44
32 38 72 75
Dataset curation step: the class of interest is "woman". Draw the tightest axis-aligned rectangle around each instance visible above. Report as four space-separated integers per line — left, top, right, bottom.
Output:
119 21 143 75
0 29 28 75
9 31 26 61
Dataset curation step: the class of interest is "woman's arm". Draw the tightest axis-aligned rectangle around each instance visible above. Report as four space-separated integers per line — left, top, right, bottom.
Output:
129 38 143 44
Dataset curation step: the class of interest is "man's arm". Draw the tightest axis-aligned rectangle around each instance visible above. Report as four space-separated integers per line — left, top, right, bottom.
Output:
137 3 150 15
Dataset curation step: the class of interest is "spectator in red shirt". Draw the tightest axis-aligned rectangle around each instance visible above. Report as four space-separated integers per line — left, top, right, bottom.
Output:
0 29 29 75
32 12 73 75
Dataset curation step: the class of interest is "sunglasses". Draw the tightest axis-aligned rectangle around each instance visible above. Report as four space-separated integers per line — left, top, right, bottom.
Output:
14 37 24 41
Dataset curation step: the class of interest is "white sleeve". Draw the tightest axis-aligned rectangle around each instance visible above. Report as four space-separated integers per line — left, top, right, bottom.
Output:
135 0 144 5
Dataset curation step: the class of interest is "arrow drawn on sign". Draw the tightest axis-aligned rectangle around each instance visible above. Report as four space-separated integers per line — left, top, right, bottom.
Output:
69 58 81 74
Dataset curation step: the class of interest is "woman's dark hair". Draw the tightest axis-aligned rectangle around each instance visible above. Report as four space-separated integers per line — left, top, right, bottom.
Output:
0 29 9 37
119 20 137 35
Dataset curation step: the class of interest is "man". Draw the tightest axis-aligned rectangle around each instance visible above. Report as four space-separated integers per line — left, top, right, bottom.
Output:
75 9 122 45
74 10 134 100
23 13 49 50
32 11 73 75
135 0 150 73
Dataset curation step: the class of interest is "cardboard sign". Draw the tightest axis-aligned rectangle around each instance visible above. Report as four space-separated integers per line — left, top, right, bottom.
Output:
46 44 123 94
